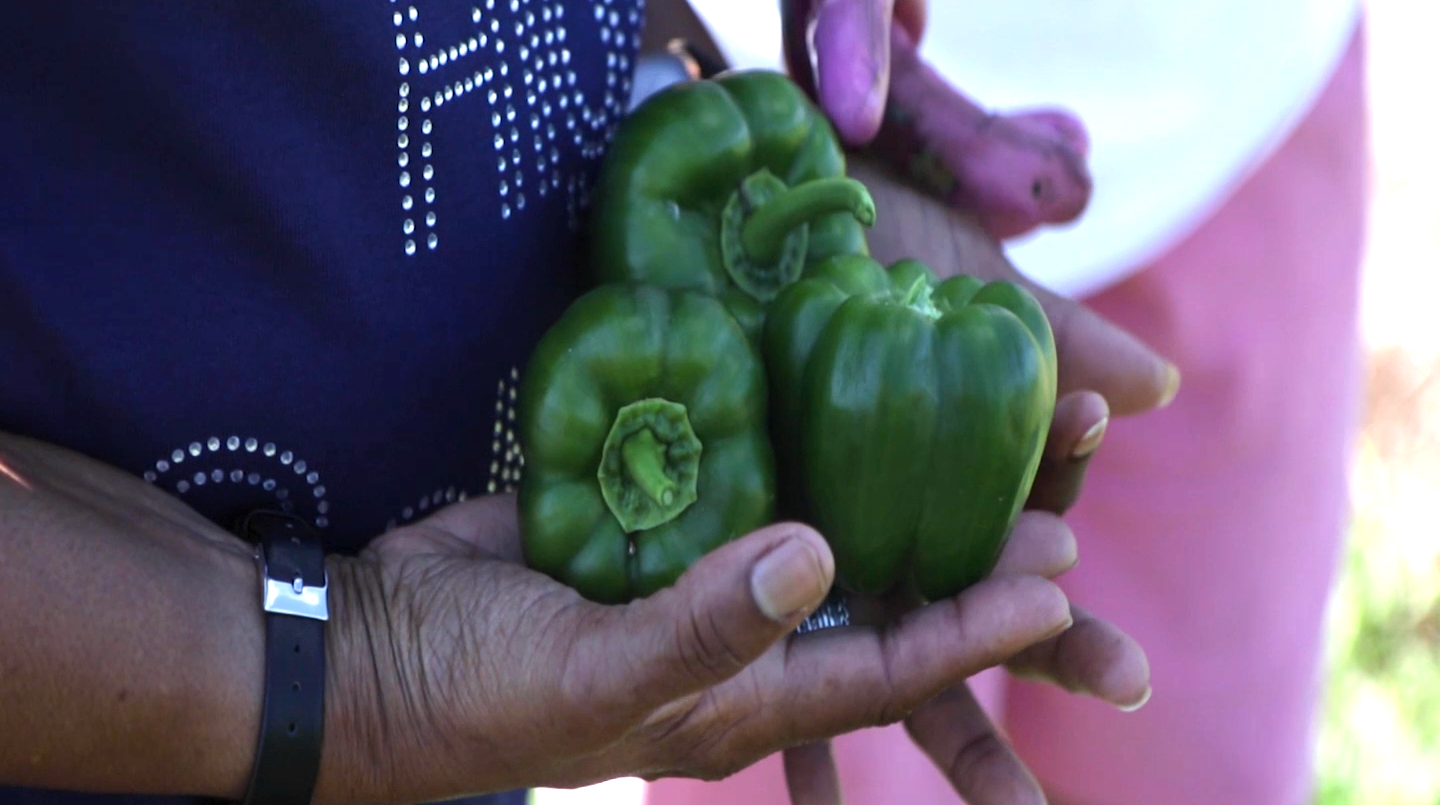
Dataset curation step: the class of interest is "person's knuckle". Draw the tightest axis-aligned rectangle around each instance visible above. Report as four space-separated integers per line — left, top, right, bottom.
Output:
866 628 917 726
946 730 1013 787
946 589 986 646
643 692 710 747
871 690 917 727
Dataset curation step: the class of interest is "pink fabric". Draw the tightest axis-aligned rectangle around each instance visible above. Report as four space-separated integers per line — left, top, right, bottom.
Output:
643 18 1370 805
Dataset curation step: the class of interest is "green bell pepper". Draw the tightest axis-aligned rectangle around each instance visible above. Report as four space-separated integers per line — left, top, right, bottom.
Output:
518 283 777 604
763 254 1058 600
587 69 877 340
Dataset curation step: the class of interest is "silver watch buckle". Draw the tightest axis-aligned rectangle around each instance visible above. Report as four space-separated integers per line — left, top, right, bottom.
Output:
261 566 330 621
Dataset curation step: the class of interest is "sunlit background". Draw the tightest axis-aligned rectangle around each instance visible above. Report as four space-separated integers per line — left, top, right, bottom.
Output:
536 0 1440 802
1312 0 1440 802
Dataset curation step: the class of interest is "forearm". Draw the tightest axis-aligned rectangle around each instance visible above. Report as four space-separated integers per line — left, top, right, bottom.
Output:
0 431 263 799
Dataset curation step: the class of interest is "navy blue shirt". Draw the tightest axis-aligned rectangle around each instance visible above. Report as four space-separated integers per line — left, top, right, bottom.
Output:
1 1 641 803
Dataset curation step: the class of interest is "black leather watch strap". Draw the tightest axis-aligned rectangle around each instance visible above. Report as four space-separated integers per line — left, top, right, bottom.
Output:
239 511 328 805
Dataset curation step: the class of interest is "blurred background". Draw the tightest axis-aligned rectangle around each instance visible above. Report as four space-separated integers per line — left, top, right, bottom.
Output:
537 0 1439 802
1312 0 1440 802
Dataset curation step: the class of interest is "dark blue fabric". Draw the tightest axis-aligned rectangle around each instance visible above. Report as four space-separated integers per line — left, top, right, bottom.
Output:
0 1 641 803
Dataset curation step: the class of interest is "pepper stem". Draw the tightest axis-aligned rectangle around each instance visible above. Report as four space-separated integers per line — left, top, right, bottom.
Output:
901 274 943 320
620 428 677 507
740 177 877 266
597 398 702 533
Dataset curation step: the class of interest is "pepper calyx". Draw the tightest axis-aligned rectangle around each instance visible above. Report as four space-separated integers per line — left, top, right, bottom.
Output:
721 169 876 303
900 274 944 320
598 398 702 532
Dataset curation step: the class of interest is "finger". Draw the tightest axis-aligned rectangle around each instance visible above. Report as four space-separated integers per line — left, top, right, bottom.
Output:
904 685 1046 805
857 510 1077 626
594 523 835 717
852 512 1076 629
991 511 1077 579
1025 391 1109 516
1010 109 1091 159
780 0 926 145
799 0 897 145
1044 391 1110 463
1028 283 1181 417
783 742 844 805
975 109 1094 242
880 25 1092 237
752 575 1071 744
1005 605 1152 711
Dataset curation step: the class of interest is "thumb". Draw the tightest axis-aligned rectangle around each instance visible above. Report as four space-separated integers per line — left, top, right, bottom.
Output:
783 0 898 146
599 523 835 716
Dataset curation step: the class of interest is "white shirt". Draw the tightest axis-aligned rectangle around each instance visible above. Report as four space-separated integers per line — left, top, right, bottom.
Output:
686 0 1361 297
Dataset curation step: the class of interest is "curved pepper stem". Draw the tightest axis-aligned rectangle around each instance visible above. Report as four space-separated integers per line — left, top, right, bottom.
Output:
740 177 877 265
621 428 677 508
721 171 877 304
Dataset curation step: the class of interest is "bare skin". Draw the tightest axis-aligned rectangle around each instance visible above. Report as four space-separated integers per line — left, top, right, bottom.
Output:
781 0 1095 239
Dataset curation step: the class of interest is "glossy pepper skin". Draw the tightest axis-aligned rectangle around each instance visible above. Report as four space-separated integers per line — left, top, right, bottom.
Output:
587 69 877 342
763 254 1057 600
518 283 776 604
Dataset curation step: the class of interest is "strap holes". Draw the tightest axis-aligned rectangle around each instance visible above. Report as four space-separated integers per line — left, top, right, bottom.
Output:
292 681 302 692
287 722 298 736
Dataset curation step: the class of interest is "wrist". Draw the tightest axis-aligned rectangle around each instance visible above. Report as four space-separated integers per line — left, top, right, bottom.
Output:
237 511 332 805
311 554 402 805
316 552 521 805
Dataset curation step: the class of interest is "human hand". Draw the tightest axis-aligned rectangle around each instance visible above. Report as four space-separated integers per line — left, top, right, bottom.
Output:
779 512 1148 805
317 492 1081 803
779 0 1094 240
779 504 1149 805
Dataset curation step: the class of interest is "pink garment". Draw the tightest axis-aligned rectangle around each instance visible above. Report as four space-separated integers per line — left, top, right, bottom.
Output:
643 17 1369 805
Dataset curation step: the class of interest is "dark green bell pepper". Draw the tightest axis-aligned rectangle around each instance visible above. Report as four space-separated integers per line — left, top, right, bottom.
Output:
763 254 1057 600
518 283 776 604
587 69 877 340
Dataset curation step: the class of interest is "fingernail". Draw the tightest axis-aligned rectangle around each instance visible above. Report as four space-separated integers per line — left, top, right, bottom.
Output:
1119 685 1152 713
1052 613 1075 638
751 537 830 623
1070 417 1108 460
1157 364 1182 409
